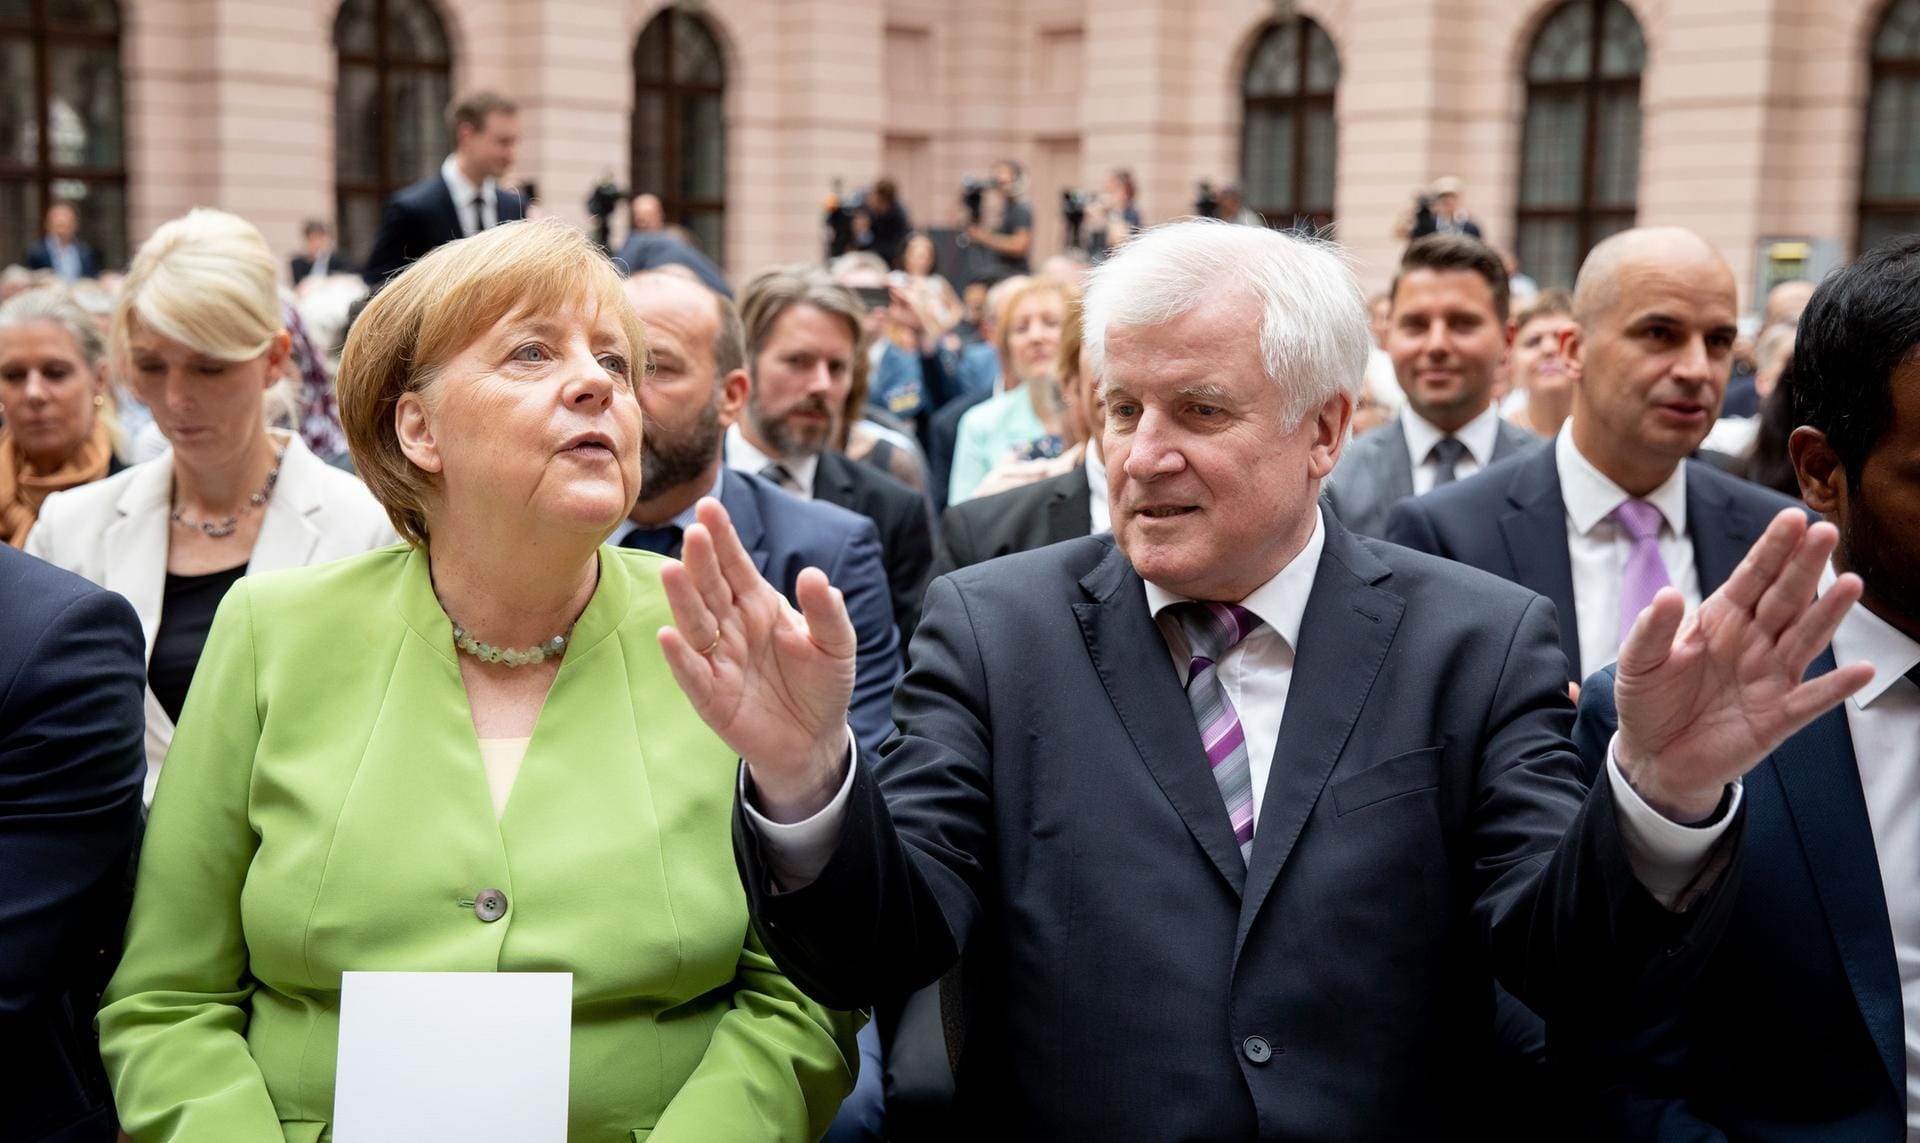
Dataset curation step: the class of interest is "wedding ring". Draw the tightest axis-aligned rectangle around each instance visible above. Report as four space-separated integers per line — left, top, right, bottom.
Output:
698 633 720 656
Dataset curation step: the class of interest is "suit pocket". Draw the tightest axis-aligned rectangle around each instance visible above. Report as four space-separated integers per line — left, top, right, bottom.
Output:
281 1120 327 1143
1331 746 1442 817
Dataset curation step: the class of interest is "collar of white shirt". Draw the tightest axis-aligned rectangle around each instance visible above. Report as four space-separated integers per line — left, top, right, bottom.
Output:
724 422 820 498
1141 506 1325 654
1085 440 1111 534
610 464 724 546
1823 565 1920 710
440 154 496 234
1400 403 1502 472
1555 423 1689 539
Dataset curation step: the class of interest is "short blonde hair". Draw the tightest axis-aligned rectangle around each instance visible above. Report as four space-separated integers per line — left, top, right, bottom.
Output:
337 218 647 546
113 208 282 367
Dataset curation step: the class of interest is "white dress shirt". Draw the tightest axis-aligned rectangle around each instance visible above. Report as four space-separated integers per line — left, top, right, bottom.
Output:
726 422 819 499
1085 442 1111 535
1401 404 1503 495
440 154 498 236
1822 572 1920 1135
748 505 1731 902
1555 427 1702 680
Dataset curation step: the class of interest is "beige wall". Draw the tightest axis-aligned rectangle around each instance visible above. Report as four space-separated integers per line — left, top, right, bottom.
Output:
115 0 1896 311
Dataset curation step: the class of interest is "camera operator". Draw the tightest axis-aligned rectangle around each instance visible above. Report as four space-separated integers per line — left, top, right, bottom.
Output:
1398 175 1482 240
860 178 911 268
964 159 1032 281
1083 169 1142 261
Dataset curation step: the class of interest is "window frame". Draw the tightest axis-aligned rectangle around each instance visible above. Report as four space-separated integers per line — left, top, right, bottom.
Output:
630 8 727 262
1238 15 1339 234
333 0 454 260
1857 0 1920 254
0 0 126 268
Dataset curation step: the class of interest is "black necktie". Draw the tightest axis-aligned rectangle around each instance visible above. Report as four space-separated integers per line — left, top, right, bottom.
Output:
1428 437 1469 487
470 193 488 234
620 525 683 558
1906 662 1920 691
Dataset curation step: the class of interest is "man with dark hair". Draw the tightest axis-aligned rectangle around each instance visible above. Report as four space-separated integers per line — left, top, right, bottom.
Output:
290 219 354 284
361 91 524 284
965 160 1032 282
1324 233 1539 537
1389 226 1798 682
1573 235 1920 1140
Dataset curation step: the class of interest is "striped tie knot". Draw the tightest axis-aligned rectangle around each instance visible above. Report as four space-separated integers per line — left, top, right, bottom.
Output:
1174 601 1263 673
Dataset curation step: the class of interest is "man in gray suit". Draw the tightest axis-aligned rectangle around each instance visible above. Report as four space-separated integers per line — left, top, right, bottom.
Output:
1325 234 1540 537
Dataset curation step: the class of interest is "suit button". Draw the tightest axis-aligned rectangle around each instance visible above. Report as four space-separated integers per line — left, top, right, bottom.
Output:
474 889 508 922
1243 1035 1272 1064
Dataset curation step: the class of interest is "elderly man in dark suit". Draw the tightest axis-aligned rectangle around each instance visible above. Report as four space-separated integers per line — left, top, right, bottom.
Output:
361 92 524 286
1324 234 1539 538
1388 227 1798 684
22 203 103 282
1574 235 1920 1142
0 544 146 1141
652 220 1872 1138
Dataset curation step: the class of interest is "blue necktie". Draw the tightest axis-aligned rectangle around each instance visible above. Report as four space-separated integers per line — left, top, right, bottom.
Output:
620 525 682 558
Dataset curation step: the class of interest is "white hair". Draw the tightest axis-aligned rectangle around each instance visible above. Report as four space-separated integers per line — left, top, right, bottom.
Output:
1082 219 1371 428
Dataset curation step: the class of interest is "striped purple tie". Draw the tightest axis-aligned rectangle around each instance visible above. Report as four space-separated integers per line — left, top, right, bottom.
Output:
1173 601 1263 864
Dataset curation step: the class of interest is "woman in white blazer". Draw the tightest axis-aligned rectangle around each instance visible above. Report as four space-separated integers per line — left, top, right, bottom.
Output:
25 209 396 799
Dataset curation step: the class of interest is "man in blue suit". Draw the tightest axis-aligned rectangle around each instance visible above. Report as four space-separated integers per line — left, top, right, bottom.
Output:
1389 227 1799 683
361 92 526 286
0 544 146 1140
22 202 103 282
1574 236 1920 1140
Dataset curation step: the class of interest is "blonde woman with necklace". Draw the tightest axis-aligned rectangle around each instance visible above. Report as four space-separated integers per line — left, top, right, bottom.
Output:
27 209 395 801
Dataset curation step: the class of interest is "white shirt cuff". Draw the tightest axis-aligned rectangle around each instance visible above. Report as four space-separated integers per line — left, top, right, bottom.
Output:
1606 731 1743 911
739 730 859 891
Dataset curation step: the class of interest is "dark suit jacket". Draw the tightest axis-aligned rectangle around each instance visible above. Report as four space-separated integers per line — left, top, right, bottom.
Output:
1386 447 1802 680
931 464 1091 578
0 546 145 1142
23 239 103 280
1572 657 1903 1141
613 232 731 298
1324 415 1541 539
718 467 900 758
735 520 1739 1138
361 173 527 285
290 250 357 285
812 449 933 643
926 391 989 513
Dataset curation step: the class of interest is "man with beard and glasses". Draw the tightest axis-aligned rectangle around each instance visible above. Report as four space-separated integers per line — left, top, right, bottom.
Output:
1572 235 1920 1141
727 266 933 640
617 271 901 760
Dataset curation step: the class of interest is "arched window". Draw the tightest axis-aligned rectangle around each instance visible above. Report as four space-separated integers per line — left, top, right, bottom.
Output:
1515 0 1644 289
1239 17 1339 233
0 0 126 269
334 0 453 262
632 8 727 262
1860 0 1920 253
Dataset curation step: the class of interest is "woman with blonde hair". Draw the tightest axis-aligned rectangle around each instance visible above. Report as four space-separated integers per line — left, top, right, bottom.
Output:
26 208 396 800
97 217 855 1141
0 286 125 546
945 276 1076 503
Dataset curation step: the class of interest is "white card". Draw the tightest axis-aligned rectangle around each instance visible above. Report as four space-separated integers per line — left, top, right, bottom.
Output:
333 971 572 1142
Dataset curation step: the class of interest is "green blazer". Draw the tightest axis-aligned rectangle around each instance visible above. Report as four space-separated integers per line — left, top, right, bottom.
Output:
98 544 856 1142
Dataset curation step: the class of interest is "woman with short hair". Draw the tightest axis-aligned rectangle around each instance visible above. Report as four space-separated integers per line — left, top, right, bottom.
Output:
946 276 1076 504
27 209 396 799
0 286 124 547
97 217 855 1141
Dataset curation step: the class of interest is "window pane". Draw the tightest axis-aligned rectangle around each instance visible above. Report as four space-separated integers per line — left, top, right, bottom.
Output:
0 0 28 23
1 39 34 164
47 0 117 31
631 90 665 193
1599 0 1645 78
334 65 381 184
1302 103 1336 212
682 208 722 263
337 190 382 264
1527 1 1592 82
1861 212 1920 254
51 177 123 268
391 67 450 185
678 91 723 199
1243 23 1298 97
1243 106 1295 214
1865 74 1920 199
0 178 40 266
1517 217 1579 291
47 43 121 169
1520 92 1584 208
1303 20 1338 93
334 0 375 55
1592 87 1640 207
635 13 669 82
673 15 723 85
388 0 449 64
1876 0 1920 59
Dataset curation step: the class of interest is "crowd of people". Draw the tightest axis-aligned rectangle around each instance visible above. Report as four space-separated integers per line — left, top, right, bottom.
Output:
3 84 1919 1143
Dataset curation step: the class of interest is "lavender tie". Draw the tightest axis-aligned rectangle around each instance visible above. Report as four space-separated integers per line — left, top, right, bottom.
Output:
1613 498 1672 648
1173 602 1263 864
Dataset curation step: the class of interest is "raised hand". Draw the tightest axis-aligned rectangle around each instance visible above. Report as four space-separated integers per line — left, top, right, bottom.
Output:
657 498 857 821
1614 508 1876 822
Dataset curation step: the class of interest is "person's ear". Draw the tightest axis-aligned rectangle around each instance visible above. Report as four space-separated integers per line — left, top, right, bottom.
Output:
1558 325 1584 378
715 368 750 429
395 391 443 475
263 330 292 386
1788 426 1844 516
1309 390 1355 478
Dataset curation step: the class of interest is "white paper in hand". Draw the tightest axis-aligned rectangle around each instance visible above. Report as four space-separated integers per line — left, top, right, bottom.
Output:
333 971 572 1142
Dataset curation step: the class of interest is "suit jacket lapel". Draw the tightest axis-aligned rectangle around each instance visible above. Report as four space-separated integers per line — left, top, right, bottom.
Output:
814 451 860 512
1497 448 1580 676
1074 542 1246 895
1684 462 1749 595
1235 520 1402 962
432 178 464 243
718 470 773 576
103 456 174 651
250 437 325 572
1770 649 1906 1097
1046 471 1093 545
1380 420 1415 504
1491 419 1539 462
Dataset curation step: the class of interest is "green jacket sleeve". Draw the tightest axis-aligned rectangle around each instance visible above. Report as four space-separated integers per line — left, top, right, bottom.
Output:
97 582 283 1140
648 922 859 1142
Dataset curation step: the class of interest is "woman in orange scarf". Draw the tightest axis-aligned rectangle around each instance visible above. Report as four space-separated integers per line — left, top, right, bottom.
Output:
0 287 121 546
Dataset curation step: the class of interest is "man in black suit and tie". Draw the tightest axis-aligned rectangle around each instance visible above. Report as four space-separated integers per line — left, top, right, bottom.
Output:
361 92 524 286
1574 236 1920 1141
22 202 103 282
1323 234 1541 537
1389 227 1799 684
0 545 146 1140
727 266 933 642
652 221 1871 1137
